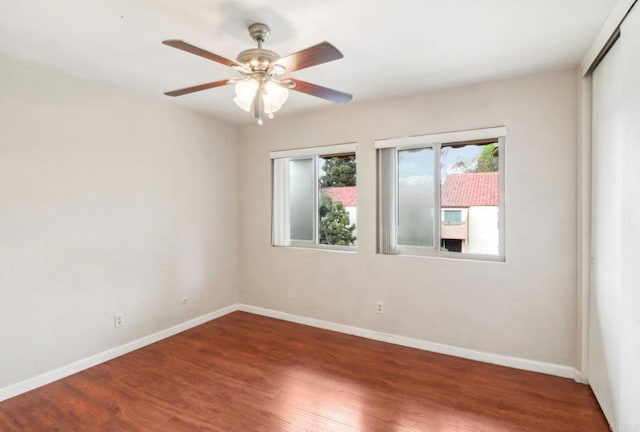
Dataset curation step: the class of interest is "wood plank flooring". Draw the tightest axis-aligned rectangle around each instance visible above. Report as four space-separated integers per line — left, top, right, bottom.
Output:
0 311 609 431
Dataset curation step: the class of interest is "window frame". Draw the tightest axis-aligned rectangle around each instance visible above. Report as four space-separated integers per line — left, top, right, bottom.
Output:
270 143 358 251
376 127 506 262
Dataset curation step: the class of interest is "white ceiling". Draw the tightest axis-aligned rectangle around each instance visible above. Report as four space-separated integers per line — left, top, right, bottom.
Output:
0 0 616 124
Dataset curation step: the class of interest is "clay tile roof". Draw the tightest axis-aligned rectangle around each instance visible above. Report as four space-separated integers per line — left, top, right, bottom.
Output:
321 186 357 207
441 172 499 207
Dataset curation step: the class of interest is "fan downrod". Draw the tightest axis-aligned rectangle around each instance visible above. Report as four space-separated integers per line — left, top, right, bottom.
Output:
236 23 279 66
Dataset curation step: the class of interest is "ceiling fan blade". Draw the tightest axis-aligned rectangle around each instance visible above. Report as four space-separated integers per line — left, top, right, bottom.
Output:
164 79 232 97
275 42 343 73
162 40 244 69
288 78 352 104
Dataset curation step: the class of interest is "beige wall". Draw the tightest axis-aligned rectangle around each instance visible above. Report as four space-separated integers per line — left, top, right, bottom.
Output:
239 68 579 367
0 54 239 388
0 53 581 392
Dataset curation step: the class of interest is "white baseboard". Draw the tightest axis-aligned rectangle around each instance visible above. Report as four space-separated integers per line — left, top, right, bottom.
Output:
237 304 581 381
573 370 589 384
0 304 237 403
1 302 584 402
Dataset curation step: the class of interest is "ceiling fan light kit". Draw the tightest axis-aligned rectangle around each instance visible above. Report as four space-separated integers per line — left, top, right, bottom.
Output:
163 23 352 125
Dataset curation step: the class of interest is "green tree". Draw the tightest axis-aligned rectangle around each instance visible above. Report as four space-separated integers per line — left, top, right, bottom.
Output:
319 194 356 246
319 155 356 187
468 143 499 173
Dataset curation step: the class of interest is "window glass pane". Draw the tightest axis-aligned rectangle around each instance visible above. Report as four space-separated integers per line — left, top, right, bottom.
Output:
289 158 314 241
398 148 435 247
440 142 499 254
318 154 357 246
443 210 462 223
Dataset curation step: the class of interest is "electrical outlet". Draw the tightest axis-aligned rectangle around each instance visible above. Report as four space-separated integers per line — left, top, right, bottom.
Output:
376 301 384 314
114 313 124 328
181 298 188 306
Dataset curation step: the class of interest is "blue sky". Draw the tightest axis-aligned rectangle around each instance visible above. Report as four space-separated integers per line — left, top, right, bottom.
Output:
399 145 484 183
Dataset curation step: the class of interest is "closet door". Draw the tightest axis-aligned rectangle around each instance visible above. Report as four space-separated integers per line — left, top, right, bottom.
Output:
589 4 640 429
589 33 622 429
617 6 640 429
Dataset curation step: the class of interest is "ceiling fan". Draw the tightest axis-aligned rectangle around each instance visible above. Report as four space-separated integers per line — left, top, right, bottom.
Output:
163 23 352 125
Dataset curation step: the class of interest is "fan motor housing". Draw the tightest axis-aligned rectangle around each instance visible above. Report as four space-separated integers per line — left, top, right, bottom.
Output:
237 48 280 69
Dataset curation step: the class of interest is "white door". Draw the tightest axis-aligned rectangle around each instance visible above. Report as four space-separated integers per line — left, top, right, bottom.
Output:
588 4 640 430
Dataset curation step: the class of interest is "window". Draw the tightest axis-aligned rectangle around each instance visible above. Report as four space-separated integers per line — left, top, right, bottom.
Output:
442 210 463 224
376 127 505 260
271 143 357 249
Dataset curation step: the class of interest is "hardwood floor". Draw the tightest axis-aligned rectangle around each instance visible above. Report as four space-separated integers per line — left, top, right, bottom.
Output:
0 311 608 431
